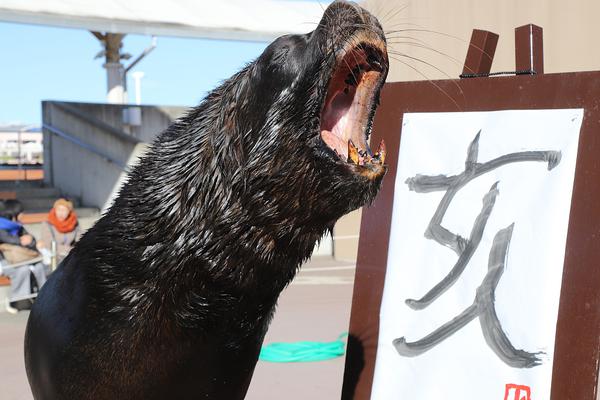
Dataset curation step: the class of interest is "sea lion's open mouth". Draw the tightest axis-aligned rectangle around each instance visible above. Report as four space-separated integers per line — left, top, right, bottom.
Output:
320 41 387 170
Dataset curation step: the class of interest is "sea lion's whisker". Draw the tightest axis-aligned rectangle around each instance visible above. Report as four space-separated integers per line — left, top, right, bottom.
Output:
385 35 431 46
385 29 484 74
385 28 471 47
382 20 432 31
349 22 388 39
376 3 410 26
389 54 462 110
388 43 466 69
388 51 465 97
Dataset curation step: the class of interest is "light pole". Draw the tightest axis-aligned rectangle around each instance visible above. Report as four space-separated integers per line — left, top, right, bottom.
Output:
91 33 156 104
131 71 145 105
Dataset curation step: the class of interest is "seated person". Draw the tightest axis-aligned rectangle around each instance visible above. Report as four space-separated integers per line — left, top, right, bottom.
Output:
0 200 35 249
0 199 47 313
39 198 81 265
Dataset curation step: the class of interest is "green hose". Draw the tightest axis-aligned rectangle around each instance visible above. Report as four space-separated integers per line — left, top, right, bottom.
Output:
259 333 348 363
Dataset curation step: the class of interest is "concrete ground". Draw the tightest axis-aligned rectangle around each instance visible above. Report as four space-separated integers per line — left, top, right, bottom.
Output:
0 256 355 400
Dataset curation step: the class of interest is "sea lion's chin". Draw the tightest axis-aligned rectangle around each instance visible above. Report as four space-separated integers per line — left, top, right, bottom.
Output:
319 38 388 182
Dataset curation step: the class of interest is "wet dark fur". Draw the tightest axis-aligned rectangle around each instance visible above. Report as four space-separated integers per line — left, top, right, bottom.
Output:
25 2 388 399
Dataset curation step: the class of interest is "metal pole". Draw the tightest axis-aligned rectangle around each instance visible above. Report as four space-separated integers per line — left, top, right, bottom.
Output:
92 32 156 104
125 36 157 73
132 71 145 105
105 62 126 103
17 126 22 183
104 33 127 103
51 240 57 272
92 32 127 104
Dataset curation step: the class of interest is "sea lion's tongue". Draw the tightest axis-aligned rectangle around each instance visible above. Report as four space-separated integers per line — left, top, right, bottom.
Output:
321 86 369 160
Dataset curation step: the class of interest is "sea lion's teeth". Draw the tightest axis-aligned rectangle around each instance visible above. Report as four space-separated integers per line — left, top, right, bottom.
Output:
348 140 360 165
377 139 386 164
368 56 383 71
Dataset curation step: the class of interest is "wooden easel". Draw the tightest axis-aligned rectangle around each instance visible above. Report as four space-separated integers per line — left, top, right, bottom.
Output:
342 24 600 400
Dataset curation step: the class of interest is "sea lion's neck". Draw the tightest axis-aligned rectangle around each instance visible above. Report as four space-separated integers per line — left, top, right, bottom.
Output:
82 105 333 328
127 99 334 269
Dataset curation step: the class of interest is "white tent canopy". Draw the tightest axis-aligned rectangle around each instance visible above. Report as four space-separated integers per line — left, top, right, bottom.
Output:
0 0 327 42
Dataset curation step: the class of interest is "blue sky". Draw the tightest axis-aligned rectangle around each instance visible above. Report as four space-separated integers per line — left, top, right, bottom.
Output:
0 22 270 125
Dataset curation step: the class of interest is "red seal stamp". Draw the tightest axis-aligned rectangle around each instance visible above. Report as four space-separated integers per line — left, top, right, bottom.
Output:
504 383 531 400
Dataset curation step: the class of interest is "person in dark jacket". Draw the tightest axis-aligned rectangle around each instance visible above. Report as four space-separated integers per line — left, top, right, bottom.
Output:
0 200 36 249
0 200 46 313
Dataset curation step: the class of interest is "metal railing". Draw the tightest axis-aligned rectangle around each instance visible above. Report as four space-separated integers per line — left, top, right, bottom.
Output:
42 123 128 170
52 102 141 145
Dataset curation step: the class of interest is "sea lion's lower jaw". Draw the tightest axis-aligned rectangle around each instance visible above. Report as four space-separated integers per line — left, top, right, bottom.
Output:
359 165 387 180
347 138 386 165
342 138 387 181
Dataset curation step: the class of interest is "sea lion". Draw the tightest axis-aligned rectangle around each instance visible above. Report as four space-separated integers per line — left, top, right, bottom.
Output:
24 1 389 398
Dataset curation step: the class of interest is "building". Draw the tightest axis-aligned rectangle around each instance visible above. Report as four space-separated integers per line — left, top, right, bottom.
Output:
0 124 43 165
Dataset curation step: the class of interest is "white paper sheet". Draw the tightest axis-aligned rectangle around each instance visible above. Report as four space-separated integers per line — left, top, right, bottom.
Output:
371 109 583 400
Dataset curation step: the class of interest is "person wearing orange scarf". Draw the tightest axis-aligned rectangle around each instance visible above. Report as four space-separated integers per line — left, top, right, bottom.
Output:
40 198 81 265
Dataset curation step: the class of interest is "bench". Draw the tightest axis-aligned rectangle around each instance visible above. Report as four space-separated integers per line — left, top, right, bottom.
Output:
1 256 45 309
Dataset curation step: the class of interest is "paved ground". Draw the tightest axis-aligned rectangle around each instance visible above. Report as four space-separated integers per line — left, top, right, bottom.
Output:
0 310 30 400
0 256 355 400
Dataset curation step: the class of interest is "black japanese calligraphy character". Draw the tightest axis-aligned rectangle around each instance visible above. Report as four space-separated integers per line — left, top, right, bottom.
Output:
393 131 560 368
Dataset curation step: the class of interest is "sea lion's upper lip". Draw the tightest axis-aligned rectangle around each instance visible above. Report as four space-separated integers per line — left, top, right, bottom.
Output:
319 34 388 172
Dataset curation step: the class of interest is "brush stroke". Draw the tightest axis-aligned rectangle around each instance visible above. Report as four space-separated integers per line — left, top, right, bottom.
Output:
405 132 561 309
394 131 557 368
394 224 543 367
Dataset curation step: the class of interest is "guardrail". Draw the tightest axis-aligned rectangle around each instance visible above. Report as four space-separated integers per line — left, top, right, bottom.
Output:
42 123 128 170
52 102 141 145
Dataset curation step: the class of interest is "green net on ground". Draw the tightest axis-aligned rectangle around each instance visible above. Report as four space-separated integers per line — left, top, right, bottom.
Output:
259 333 348 363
